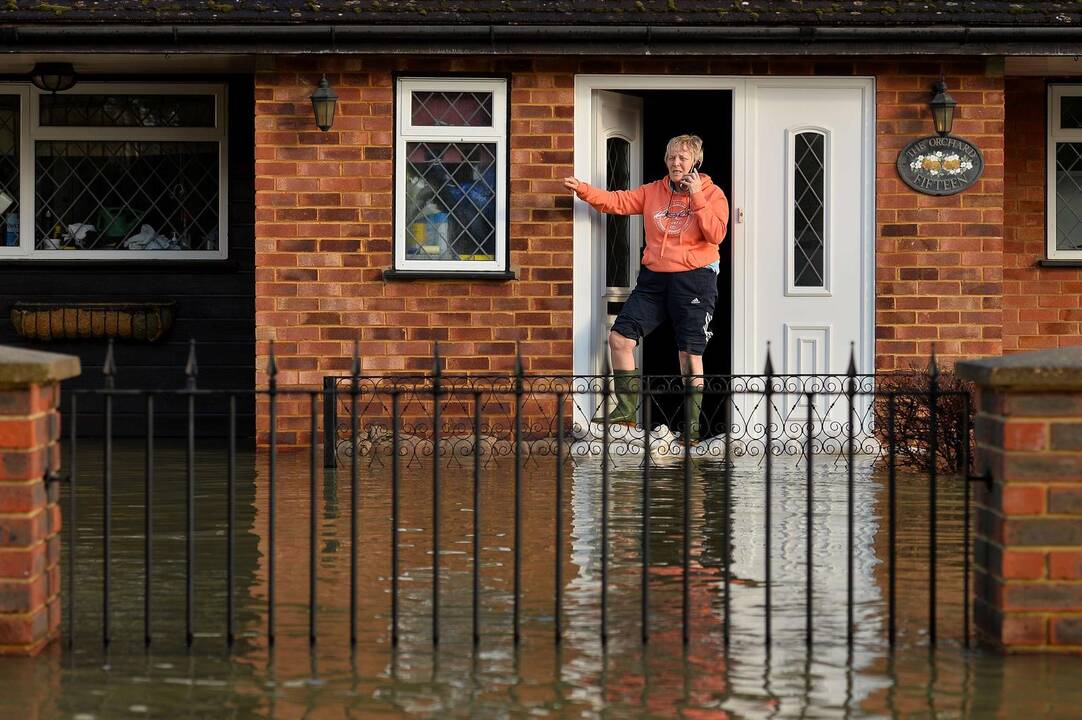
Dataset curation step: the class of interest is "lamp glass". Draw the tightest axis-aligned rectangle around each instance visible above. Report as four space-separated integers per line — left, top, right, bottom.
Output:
310 75 339 132
30 63 76 93
929 81 957 137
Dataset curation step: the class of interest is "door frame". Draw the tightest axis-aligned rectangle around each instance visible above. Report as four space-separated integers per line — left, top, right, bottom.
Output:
572 75 876 380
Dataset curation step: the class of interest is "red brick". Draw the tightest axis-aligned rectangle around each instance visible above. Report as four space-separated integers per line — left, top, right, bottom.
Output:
1049 551 1082 580
1001 614 1046 646
0 575 46 613
1001 485 1046 516
1051 616 1082 645
1002 421 1047 452
0 605 48 646
1002 550 1045 580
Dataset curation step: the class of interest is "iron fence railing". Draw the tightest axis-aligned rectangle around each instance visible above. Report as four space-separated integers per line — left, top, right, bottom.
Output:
58 339 981 655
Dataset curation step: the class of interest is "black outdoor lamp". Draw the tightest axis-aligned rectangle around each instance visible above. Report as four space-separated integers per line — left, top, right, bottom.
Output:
29 62 77 93
310 74 339 132
929 80 957 137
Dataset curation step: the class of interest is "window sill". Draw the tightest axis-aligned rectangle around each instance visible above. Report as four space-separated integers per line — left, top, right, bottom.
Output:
1036 259 1082 268
0 258 238 272
383 269 516 281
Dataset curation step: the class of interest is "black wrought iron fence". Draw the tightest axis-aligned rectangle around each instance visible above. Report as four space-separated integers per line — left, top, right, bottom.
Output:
58 339 981 655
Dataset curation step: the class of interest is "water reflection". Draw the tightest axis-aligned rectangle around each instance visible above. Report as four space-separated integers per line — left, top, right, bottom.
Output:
0 440 1080 718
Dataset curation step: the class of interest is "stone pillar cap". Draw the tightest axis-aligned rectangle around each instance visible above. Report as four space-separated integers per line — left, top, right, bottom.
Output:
0 345 81 387
956 348 1082 391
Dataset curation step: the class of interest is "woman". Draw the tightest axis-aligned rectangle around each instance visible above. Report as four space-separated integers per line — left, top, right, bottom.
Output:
563 134 729 438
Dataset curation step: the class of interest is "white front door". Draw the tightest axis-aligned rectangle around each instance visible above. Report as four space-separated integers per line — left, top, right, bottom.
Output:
590 90 643 375
747 80 874 379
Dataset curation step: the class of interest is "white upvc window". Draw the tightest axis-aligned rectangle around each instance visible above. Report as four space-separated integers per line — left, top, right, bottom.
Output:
0 82 228 261
1048 84 1082 260
394 77 508 274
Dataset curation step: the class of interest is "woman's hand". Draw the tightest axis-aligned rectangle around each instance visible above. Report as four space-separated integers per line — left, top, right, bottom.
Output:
681 169 703 195
563 176 581 192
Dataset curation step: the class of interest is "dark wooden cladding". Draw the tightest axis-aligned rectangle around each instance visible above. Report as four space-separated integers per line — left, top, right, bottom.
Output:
0 76 255 437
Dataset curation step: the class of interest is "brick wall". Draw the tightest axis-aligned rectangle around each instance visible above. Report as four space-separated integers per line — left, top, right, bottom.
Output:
960 357 1082 652
0 381 64 656
255 56 1006 446
1003 77 1082 353
874 60 1005 371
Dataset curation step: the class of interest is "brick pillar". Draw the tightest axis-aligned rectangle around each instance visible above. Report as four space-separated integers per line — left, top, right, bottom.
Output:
957 348 1082 652
0 346 79 656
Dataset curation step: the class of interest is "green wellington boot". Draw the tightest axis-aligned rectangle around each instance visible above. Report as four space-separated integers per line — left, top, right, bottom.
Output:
593 370 640 425
685 386 705 441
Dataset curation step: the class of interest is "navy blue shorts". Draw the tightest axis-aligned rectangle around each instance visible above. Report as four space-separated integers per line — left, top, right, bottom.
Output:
611 266 719 355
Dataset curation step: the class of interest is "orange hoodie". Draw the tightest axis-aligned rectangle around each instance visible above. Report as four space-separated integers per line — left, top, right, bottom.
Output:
575 174 729 273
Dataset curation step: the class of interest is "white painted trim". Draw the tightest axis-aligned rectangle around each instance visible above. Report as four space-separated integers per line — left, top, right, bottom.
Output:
394 76 507 272
785 126 832 297
573 74 748 381
748 76 876 378
0 85 31 257
1047 84 1082 260
1 81 229 261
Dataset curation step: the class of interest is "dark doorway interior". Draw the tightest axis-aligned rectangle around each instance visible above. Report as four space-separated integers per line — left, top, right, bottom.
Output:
634 90 733 436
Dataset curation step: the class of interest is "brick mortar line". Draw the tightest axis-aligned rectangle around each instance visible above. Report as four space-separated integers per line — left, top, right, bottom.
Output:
0 508 45 520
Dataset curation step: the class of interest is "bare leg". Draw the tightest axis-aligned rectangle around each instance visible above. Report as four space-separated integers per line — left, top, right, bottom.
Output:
608 330 637 372
678 352 704 388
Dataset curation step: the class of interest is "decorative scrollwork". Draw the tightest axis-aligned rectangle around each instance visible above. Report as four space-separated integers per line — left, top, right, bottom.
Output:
325 373 963 471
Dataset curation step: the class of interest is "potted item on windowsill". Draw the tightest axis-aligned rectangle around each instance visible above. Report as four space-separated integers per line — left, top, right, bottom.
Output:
10 301 176 343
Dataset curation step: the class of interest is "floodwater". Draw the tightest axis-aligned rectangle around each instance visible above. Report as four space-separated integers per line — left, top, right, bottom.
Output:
2 440 1081 719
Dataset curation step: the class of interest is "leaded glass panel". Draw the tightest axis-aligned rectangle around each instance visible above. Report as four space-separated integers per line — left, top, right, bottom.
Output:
1056 142 1082 251
0 96 19 248
404 141 496 261
411 91 493 127
39 94 216 128
793 132 826 288
34 141 219 251
1062 97 1082 130
606 137 631 288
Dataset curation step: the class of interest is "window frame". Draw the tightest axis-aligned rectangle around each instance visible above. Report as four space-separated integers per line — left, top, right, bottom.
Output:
785 125 831 297
393 76 509 276
1046 84 1082 261
0 81 228 262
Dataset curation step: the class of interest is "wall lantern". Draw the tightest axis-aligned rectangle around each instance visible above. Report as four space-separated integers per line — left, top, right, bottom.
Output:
929 80 957 137
310 74 339 132
29 62 77 93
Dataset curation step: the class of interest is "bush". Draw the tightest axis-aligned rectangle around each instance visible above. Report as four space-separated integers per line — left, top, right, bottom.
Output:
873 369 975 474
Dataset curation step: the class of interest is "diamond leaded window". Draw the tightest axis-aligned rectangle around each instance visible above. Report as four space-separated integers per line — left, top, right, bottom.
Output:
793 131 826 289
395 77 508 274
788 129 829 294
1050 86 1082 259
0 83 227 260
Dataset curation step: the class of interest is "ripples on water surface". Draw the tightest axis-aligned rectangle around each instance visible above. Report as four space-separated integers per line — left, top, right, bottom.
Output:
1 440 1081 718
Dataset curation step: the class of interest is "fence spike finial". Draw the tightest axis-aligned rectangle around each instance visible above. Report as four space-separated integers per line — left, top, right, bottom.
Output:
601 345 611 379
514 341 524 379
433 340 443 378
351 338 361 377
185 338 198 391
847 341 858 377
929 343 939 381
763 341 774 378
103 338 116 390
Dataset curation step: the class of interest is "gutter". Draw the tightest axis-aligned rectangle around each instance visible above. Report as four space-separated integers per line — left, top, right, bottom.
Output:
3 23 1082 55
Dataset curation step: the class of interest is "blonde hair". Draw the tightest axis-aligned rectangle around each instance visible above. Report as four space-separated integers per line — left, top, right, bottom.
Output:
664 134 704 165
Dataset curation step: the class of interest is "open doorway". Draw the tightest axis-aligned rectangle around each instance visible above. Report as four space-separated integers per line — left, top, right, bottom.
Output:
633 90 733 435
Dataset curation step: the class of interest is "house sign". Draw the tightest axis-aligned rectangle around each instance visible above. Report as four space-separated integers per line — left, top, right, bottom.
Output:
896 135 984 196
